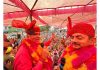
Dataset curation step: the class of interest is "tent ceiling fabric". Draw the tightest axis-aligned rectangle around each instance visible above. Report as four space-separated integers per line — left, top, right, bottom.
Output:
22 0 96 9
4 0 96 28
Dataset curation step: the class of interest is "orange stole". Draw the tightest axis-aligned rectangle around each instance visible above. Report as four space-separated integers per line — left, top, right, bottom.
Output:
63 53 78 70
22 39 50 66
63 47 88 70
63 53 88 70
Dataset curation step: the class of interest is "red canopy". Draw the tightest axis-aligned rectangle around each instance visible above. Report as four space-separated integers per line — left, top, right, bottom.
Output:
4 0 96 28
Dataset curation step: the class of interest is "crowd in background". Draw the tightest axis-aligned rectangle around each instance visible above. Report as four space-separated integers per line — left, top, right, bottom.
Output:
4 29 70 70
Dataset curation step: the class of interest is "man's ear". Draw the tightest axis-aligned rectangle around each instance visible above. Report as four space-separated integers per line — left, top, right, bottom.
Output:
90 37 96 45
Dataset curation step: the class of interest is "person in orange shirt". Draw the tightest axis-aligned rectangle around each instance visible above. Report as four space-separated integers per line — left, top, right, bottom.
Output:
59 23 96 70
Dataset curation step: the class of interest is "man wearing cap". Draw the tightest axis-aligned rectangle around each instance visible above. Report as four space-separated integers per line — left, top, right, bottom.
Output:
12 20 52 70
59 23 96 70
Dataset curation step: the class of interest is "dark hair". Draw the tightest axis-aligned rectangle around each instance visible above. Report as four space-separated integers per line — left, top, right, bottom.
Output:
17 34 21 39
4 47 7 51
40 43 44 48
60 58 65 66
26 29 35 35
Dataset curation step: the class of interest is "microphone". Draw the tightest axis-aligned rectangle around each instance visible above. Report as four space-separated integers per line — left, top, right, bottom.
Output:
60 58 65 70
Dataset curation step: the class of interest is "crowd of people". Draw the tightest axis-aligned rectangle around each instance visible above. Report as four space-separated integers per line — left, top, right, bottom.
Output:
3 19 96 70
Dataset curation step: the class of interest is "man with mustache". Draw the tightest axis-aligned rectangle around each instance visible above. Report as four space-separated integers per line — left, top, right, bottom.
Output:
59 23 96 70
